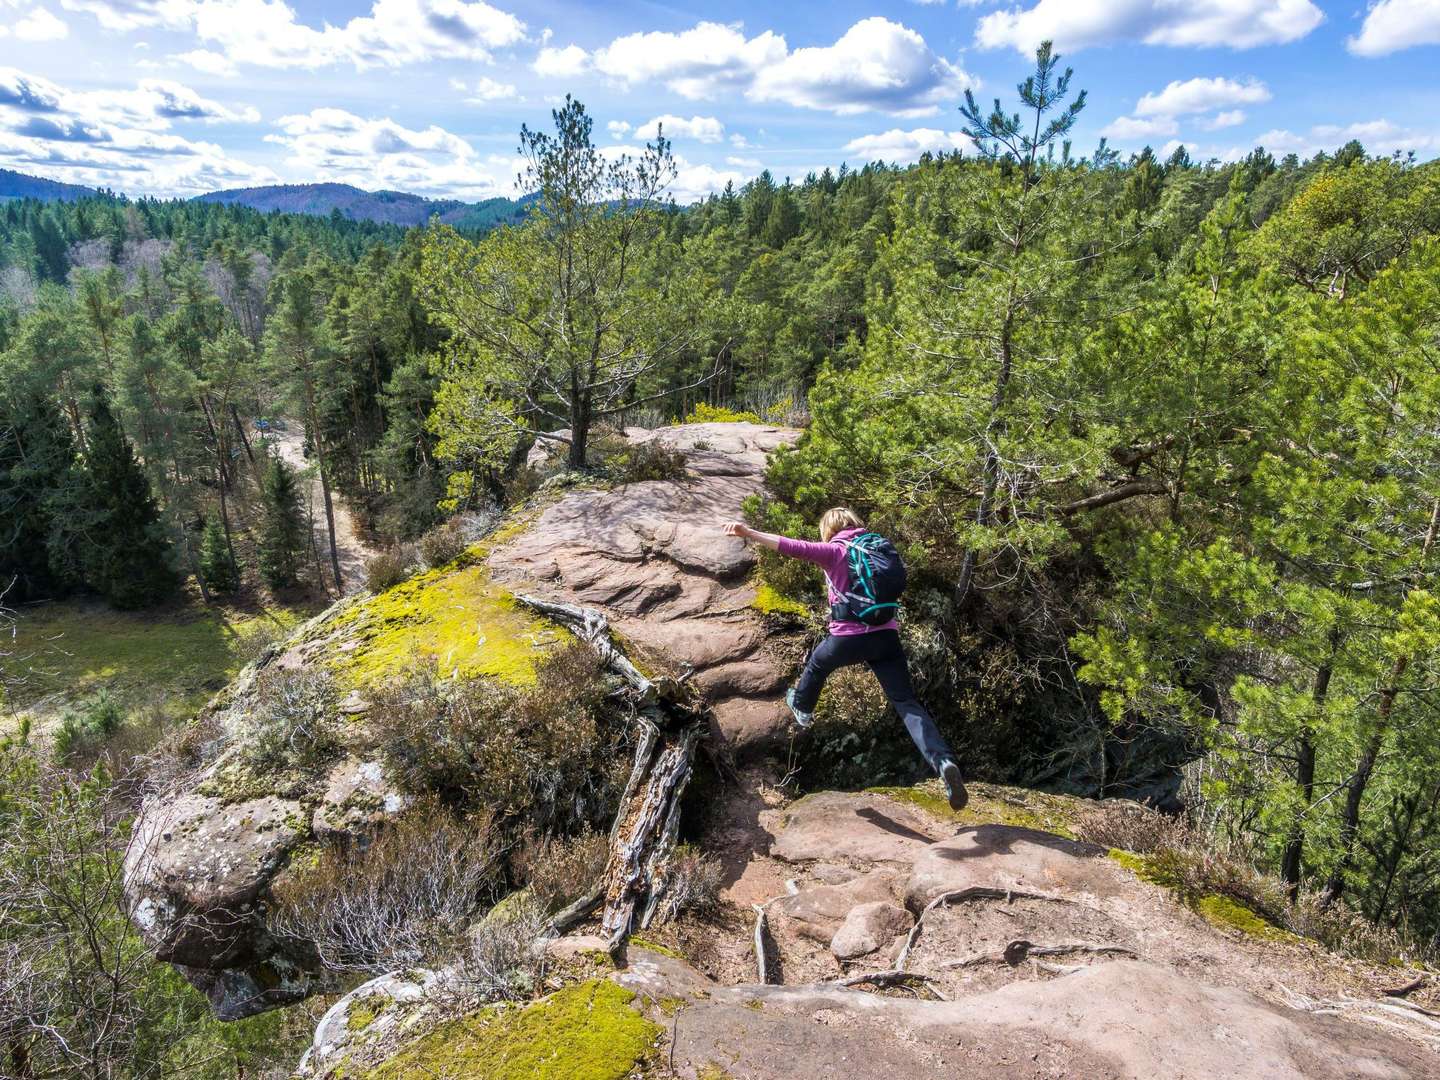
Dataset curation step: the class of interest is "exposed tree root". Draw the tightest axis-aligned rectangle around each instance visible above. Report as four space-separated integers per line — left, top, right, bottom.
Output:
896 887 1080 972
1279 985 1440 1051
1384 975 1430 999
940 940 1138 970
831 970 948 1000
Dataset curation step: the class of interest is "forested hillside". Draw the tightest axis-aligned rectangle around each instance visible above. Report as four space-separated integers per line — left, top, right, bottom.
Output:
4 43 1440 1078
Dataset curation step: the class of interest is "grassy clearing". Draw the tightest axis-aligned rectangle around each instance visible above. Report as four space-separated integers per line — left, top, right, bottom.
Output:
3 597 313 733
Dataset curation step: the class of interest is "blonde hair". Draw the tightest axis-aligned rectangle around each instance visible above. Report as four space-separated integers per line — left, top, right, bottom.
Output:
819 507 864 541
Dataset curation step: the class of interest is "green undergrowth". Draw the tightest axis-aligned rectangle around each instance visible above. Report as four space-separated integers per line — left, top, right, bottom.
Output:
871 780 1081 839
364 979 661 1080
322 554 568 688
4 598 311 732
678 402 762 424
1107 849 1299 943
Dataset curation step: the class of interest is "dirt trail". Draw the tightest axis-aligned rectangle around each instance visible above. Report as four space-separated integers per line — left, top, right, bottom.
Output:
270 427 376 597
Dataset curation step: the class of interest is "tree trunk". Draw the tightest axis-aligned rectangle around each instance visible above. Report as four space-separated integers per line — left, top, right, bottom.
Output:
567 394 590 470
230 403 255 466
1283 641 1335 898
955 303 1016 609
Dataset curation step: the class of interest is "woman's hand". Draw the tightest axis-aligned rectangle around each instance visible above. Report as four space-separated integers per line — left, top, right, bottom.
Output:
722 521 753 541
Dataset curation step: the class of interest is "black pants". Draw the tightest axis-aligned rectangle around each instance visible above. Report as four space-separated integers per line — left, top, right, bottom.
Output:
792 629 955 777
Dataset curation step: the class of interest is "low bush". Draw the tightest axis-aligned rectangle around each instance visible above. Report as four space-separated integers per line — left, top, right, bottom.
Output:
515 828 609 914
652 843 724 923
232 667 341 776
612 439 688 484
419 522 468 568
1075 800 1191 855
363 550 411 593
369 643 626 832
680 402 762 424
53 691 125 763
269 803 505 973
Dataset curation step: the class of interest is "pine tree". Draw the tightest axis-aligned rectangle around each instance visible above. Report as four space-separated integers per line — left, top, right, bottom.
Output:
258 456 305 590
198 515 238 595
0 391 81 601
77 398 177 609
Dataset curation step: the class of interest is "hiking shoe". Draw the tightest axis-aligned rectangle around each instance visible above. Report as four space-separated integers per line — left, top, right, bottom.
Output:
940 759 969 813
785 688 814 729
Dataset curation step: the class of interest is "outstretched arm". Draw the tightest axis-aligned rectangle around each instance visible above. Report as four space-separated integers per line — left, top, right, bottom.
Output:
722 521 781 551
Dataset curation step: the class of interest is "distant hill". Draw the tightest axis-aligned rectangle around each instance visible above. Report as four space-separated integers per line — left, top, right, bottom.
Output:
193 182 529 230
0 168 100 203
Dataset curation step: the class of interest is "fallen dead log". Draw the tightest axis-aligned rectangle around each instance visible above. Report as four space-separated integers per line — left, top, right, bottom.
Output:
516 594 703 955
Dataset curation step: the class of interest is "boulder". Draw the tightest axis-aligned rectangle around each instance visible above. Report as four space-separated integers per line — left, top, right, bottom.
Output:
773 869 901 943
830 900 913 961
311 758 412 845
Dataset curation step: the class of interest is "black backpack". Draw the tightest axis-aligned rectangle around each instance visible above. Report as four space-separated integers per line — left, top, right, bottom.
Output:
830 532 907 625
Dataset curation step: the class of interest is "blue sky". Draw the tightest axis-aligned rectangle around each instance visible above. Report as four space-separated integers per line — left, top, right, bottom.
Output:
1 0 1436 201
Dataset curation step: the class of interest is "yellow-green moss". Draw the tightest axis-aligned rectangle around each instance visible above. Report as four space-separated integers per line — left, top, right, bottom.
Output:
324 559 568 689
1107 850 1299 943
364 980 660 1080
870 781 1080 839
346 1002 380 1033
697 1066 736 1080
627 934 684 961
678 403 762 425
750 583 810 619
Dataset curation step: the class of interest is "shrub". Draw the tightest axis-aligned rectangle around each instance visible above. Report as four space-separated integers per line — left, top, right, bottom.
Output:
233 667 340 776
370 643 625 831
461 890 550 1001
652 843 724 923
1075 801 1191 855
269 804 505 973
514 828 609 914
680 402 762 425
419 522 468 568
53 691 125 763
363 550 410 593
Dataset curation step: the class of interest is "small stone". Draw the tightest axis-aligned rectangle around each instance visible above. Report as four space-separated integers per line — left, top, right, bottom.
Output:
830 901 914 961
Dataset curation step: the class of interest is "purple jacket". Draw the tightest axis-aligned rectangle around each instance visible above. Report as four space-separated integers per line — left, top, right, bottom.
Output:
776 526 899 636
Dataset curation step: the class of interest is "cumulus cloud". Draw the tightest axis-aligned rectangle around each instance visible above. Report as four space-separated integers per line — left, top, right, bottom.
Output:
265 108 509 198
70 0 526 70
590 18 971 117
532 43 589 77
1135 77 1270 118
606 120 631 138
1255 119 1440 157
632 114 725 143
671 160 750 203
1349 0 1440 56
1203 109 1246 130
750 17 972 116
1100 115 1179 140
0 65 272 194
976 0 1323 53
4 6 70 39
843 127 966 163
459 75 516 102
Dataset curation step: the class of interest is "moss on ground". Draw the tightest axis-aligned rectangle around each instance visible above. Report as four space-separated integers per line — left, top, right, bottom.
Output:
627 934 684 960
4 598 311 732
1106 850 1299 943
364 980 660 1080
322 557 568 688
750 583 810 620
346 1001 381 1033
871 780 1081 839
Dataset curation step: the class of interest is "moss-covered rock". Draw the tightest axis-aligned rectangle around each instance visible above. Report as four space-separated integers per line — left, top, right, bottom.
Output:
363 980 661 1080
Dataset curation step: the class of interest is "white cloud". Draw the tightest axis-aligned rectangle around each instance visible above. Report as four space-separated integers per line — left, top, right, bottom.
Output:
1100 115 1179 140
750 17 973 116
1349 0 1440 56
844 126 966 162
0 65 272 194
606 120 631 138
533 43 589 78
174 49 236 75
1203 109 1246 130
6 6 69 39
729 132 751 148
1255 119 1440 157
726 154 760 166
632 114 724 143
1134 77 1270 118
593 18 971 116
976 0 1323 54
593 21 786 99
671 159 749 202
69 0 527 69
462 75 516 102
266 107 509 198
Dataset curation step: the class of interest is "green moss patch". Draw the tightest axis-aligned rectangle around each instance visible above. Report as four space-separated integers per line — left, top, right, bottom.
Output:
365 980 660 1080
1107 850 1299 943
347 1001 381 1033
324 558 568 688
627 934 684 960
871 780 1081 839
750 583 810 620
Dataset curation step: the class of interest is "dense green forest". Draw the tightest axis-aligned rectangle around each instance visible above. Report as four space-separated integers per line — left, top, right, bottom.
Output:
4 43 1440 1076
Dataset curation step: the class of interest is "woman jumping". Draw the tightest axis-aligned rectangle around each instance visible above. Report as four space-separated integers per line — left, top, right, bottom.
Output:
722 508 968 811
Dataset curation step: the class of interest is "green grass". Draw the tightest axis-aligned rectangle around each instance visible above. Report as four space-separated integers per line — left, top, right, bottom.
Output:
4 597 312 732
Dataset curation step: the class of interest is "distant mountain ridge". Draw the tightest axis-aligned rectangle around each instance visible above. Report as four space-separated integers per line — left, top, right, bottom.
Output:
0 168 101 203
0 168 528 230
193 182 528 230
